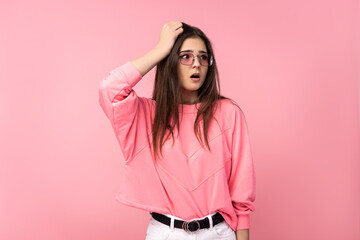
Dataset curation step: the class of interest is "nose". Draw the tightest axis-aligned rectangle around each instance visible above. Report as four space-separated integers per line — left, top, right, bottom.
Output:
192 56 201 68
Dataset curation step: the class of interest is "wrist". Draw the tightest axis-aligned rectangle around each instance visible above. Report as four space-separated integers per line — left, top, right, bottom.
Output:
236 229 249 240
153 45 169 59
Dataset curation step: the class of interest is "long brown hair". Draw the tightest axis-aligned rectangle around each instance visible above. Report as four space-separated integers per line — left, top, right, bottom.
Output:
151 22 235 162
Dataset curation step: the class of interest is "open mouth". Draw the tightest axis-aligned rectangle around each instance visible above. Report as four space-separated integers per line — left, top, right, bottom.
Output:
190 73 200 80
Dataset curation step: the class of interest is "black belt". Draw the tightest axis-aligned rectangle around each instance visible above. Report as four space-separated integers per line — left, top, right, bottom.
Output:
150 212 224 233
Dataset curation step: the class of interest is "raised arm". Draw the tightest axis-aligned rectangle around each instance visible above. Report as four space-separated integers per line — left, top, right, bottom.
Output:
131 21 184 77
98 21 184 162
130 47 167 77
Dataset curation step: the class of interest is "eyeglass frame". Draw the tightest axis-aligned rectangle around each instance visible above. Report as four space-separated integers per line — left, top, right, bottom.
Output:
178 52 213 67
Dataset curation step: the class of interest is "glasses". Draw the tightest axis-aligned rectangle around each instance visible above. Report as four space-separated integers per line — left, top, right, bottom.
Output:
179 53 213 66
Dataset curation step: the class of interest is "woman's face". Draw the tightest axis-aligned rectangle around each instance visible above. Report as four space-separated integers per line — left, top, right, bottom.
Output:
177 37 209 102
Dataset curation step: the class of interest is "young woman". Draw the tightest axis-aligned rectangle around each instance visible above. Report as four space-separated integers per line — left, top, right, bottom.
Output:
99 20 256 240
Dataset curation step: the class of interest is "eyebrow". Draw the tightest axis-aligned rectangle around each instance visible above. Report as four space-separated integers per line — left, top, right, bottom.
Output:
179 50 208 54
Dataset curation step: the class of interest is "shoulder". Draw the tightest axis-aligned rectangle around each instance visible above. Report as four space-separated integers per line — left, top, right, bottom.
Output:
134 97 156 114
140 97 156 106
217 99 248 129
218 98 244 115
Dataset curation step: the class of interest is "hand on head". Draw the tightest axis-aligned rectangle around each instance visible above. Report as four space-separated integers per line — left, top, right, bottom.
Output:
155 21 184 56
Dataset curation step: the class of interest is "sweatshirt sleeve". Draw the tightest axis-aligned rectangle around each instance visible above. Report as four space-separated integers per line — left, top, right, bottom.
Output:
228 106 256 230
98 61 150 162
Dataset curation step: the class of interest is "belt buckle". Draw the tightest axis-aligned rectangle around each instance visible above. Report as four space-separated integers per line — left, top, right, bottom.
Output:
182 220 200 233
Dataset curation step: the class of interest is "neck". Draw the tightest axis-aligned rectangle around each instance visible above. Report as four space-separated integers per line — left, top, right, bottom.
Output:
181 89 199 105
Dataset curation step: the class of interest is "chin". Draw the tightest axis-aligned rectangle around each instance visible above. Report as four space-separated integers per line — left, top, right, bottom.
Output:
183 84 202 91
180 78 204 91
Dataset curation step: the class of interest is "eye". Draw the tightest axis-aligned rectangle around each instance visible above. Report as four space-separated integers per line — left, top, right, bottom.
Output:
200 55 208 60
180 54 190 59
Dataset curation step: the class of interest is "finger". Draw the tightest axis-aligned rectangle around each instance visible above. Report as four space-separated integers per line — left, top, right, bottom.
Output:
169 20 181 26
171 25 182 34
169 21 182 30
175 27 183 33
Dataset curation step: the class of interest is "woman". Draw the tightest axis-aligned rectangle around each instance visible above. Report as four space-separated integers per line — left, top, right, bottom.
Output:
99 20 256 240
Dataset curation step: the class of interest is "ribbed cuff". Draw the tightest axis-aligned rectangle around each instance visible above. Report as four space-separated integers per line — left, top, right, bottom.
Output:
236 214 250 230
118 61 142 88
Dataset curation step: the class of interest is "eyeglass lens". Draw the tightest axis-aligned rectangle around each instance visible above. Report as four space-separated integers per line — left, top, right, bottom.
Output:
180 53 210 66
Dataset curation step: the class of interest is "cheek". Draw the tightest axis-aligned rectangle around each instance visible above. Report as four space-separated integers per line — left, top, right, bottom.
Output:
178 72 184 81
177 66 185 79
202 71 208 81
180 70 188 80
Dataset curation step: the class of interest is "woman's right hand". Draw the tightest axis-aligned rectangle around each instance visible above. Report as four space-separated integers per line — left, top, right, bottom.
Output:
130 21 183 77
155 21 184 56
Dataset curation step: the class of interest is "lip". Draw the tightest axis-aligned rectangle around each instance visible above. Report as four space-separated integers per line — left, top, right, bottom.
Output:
190 73 201 78
190 76 201 82
190 73 201 82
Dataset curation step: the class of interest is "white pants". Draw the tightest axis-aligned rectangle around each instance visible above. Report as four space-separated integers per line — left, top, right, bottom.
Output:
145 212 236 240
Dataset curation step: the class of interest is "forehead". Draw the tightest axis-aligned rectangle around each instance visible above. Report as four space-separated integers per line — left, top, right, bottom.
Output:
179 38 207 53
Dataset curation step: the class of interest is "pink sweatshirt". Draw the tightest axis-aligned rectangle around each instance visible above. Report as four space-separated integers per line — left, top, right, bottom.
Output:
98 61 256 231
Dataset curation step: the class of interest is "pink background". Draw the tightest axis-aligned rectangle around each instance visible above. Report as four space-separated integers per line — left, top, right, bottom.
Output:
1 0 359 240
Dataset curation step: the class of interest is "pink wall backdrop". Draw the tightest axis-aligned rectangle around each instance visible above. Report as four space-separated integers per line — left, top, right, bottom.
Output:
1 0 359 240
